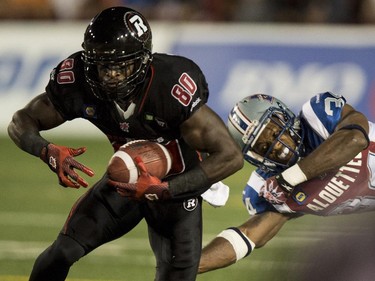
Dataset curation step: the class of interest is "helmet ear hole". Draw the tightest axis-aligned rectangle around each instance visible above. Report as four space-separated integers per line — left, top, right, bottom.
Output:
227 94 303 173
82 7 153 101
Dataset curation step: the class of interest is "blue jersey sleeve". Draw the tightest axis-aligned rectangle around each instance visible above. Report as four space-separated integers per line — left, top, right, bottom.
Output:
301 92 346 138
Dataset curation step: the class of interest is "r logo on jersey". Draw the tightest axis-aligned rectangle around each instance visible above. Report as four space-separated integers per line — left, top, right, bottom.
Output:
183 198 198 211
124 12 151 42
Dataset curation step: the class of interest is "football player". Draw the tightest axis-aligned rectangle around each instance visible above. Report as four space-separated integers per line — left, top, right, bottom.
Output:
7 6 243 281
198 92 373 273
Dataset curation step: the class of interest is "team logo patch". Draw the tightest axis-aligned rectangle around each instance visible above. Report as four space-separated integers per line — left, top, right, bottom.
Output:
144 113 154 121
83 105 97 118
183 198 198 211
48 156 57 169
119 122 130 132
250 94 274 103
124 12 150 42
155 117 166 128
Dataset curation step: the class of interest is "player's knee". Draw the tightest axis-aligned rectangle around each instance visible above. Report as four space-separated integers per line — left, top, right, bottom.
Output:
172 249 200 269
156 255 199 281
218 227 255 262
47 235 85 266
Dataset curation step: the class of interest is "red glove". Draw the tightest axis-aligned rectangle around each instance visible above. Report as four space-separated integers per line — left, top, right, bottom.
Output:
259 174 294 205
108 156 171 201
40 143 95 188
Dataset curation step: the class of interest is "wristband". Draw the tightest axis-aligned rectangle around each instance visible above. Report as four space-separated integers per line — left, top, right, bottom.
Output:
168 165 211 199
19 132 50 157
280 164 307 187
40 145 49 163
217 227 255 261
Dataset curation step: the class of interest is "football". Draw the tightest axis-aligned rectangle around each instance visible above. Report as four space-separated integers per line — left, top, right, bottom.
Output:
107 140 172 183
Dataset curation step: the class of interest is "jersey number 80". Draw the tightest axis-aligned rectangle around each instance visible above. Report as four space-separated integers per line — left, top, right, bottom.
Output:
171 73 197 106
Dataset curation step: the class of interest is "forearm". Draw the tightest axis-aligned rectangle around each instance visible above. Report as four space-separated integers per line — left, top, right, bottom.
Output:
298 129 368 181
8 112 49 157
179 104 243 186
261 129 368 204
199 212 288 273
8 94 65 157
168 149 243 199
19 132 50 157
199 147 243 183
168 165 211 199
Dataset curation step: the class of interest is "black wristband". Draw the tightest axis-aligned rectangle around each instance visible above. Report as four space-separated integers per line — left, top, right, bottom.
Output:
275 173 294 193
19 132 50 157
168 165 211 200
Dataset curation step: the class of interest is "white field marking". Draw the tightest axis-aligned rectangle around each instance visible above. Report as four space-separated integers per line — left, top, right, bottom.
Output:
0 232 322 262
0 240 154 263
0 240 307 272
0 211 358 267
0 239 311 271
0 212 66 227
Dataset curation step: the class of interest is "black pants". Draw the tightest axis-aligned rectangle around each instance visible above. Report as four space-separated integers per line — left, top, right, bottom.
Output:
29 175 203 281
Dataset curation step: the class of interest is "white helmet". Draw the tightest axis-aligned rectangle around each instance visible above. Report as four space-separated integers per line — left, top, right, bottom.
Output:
227 94 303 173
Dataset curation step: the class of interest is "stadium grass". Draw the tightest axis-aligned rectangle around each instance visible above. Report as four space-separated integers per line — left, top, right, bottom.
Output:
1 136 373 281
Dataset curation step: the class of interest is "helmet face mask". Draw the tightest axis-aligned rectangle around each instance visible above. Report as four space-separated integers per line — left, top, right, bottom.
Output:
228 94 303 173
82 7 152 102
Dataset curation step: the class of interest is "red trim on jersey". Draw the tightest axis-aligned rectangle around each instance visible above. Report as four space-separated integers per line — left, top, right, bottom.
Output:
137 65 154 113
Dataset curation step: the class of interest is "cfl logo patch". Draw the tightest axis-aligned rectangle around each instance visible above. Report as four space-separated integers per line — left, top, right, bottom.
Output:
293 190 308 205
183 198 198 211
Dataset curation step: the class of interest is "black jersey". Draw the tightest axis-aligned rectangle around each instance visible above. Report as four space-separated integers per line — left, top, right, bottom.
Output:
45 51 209 172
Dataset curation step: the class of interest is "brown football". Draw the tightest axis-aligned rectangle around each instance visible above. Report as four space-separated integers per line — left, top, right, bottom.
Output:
107 140 172 183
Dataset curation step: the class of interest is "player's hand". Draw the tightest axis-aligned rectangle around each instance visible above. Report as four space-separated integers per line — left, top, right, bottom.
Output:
40 143 95 188
259 174 294 205
108 156 171 201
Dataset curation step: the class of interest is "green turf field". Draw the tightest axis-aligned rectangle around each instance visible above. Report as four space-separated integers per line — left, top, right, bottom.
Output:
1 135 373 281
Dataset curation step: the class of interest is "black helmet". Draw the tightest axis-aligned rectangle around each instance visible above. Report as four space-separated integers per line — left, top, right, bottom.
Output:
82 7 153 101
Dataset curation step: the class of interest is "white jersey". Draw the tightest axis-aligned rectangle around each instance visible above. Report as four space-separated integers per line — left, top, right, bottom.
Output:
243 92 375 216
